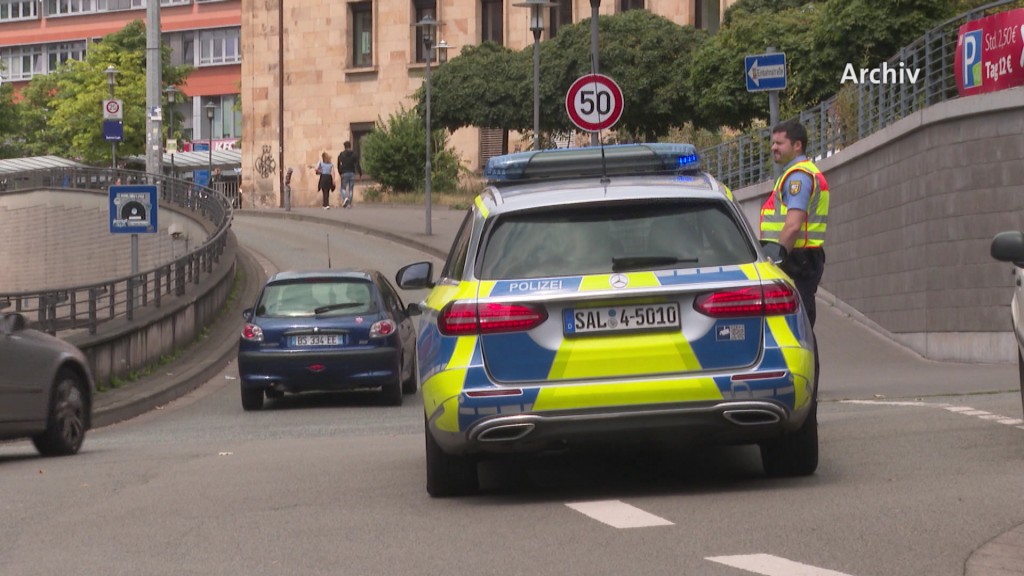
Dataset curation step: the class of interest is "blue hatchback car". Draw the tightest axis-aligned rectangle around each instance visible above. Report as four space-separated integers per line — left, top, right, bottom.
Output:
237 269 420 410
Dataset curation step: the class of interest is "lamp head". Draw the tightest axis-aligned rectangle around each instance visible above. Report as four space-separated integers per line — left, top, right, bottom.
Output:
416 14 437 46
105 65 118 86
205 102 216 120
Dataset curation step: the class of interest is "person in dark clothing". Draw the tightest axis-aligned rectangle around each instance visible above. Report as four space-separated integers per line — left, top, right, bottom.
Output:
337 141 362 208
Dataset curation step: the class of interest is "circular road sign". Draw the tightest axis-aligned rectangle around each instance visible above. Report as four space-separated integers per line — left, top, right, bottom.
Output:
105 100 120 115
565 74 624 132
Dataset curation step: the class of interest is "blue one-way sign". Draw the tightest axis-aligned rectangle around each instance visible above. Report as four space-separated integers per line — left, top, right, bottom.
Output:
745 52 787 92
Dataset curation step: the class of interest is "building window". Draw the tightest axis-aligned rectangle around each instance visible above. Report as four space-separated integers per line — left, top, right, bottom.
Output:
351 122 374 161
695 0 720 33
160 0 190 5
198 27 241 66
351 2 373 68
47 41 87 72
479 127 507 168
97 0 145 10
45 0 97 16
163 31 196 67
1 45 43 80
413 0 436 63
548 0 572 39
618 0 643 11
0 0 38 22
481 0 502 44
200 96 240 140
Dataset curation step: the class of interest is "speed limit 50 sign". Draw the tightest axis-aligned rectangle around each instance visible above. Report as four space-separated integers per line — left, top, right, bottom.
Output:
565 74 624 132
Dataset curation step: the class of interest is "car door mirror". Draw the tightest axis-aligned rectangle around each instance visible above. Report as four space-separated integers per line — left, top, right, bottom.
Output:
405 302 422 317
2 312 26 334
991 231 1024 266
759 240 788 265
396 262 434 289
242 308 253 321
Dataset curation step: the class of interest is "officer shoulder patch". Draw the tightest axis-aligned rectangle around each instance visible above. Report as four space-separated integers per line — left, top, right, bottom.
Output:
788 180 802 195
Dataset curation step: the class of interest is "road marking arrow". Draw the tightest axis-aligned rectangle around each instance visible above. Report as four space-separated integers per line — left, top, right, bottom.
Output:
707 554 857 576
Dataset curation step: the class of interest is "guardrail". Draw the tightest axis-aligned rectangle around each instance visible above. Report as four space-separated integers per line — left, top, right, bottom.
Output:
699 0 1021 190
0 167 233 335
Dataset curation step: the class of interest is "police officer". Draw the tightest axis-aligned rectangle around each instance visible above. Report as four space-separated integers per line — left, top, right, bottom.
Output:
760 120 830 327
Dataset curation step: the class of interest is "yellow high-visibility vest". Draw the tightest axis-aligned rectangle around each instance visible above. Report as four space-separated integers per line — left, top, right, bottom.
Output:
759 160 829 248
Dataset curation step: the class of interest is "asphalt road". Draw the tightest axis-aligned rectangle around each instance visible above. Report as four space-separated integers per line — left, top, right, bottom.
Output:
2 215 1022 576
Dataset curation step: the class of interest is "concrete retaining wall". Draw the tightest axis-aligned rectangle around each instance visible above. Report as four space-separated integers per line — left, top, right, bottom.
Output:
735 87 1024 363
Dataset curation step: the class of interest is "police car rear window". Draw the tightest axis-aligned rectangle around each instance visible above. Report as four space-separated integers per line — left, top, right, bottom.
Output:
477 200 756 280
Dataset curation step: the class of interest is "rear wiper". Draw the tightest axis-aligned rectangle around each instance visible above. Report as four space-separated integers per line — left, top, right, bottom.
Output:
611 255 698 272
314 303 364 314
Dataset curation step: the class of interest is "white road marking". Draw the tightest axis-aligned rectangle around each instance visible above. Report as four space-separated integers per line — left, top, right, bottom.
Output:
565 500 673 529
842 400 1023 431
707 553 856 576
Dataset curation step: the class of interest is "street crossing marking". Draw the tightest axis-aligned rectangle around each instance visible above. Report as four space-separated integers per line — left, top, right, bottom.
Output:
565 500 673 528
707 553 856 576
842 400 1024 430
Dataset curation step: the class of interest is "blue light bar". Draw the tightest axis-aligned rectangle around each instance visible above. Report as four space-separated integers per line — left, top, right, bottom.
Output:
484 143 701 182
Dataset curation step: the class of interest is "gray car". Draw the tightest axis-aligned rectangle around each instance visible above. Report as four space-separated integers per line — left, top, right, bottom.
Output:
0 306 95 456
990 231 1024 415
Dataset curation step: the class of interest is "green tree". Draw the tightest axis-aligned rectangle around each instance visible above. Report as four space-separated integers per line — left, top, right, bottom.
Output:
14 20 190 164
425 11 706 142
361 106 463 194
0 80 19 158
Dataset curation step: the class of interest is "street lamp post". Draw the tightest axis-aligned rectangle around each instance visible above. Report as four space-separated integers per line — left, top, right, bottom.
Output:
515 0 556 151
105 65 119 169
205 102 216 188
416 15 437 236
164 86 178 177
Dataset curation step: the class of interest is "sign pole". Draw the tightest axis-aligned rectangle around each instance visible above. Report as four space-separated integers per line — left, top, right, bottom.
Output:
766 47 781 178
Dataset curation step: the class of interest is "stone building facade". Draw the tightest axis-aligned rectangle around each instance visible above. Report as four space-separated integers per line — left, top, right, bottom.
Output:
241 0 732 208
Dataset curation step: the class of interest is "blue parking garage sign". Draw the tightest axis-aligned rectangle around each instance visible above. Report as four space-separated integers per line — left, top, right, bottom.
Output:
110 185 158 234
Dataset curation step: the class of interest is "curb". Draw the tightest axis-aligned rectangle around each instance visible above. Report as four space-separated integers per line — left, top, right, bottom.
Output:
239 209 450 260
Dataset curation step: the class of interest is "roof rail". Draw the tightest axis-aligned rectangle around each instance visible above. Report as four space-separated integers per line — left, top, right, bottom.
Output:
484 143 700 183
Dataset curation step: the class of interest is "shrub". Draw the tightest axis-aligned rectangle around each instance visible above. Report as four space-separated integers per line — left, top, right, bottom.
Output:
361 105 463 194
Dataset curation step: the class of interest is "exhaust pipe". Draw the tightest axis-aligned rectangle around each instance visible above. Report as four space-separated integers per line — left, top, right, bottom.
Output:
476 423 536 442
723 409 781 426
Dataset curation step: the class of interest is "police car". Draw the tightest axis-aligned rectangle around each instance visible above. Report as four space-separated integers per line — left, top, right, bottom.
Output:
396 144 818 497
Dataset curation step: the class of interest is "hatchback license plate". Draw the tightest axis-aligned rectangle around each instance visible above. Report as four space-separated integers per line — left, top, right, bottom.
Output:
564 303 681 336
292 334 343 346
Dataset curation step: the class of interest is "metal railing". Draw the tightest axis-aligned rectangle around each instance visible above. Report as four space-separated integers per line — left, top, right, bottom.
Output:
0 167 233 335
699 0 1022 190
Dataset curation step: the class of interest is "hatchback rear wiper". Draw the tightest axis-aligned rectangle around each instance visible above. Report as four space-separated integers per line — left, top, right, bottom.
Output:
611 255 698 272
314 302 364 314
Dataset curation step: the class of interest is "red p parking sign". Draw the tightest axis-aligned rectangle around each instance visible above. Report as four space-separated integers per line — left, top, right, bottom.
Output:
565 74 624 132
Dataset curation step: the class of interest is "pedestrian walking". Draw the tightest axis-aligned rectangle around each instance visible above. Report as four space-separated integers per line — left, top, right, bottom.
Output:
759 119 830 328
336 141 362 208
314 151 335 209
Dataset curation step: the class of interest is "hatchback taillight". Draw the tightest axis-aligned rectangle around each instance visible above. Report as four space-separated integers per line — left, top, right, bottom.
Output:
438 302 548 335
241 323 264 342
370 319 396 338
694 282 798 317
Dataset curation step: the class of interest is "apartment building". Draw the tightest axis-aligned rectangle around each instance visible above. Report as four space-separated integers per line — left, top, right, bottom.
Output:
0 0 241 152
242 0 732 208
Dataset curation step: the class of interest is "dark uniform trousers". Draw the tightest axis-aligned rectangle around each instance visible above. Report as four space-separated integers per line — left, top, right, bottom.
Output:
783 247 826 328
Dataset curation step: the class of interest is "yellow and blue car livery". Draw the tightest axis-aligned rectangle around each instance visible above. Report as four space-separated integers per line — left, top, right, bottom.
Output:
396 143 819 492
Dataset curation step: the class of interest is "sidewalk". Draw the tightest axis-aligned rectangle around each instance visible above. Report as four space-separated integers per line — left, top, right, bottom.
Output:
91 201 1024 576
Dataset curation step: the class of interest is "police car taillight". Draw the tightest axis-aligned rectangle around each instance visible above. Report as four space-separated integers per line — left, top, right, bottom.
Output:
693 282 798 318
241 323 264 342
438 302 548 335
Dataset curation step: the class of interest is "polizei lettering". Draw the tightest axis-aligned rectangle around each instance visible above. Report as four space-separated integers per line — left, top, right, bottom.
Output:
841 61 920 85
507 279 564 292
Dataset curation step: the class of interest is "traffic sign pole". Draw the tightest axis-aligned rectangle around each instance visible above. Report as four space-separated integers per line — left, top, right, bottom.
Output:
766 47 781 177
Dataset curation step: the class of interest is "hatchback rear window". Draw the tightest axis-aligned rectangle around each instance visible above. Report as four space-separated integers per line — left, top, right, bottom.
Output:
256 280 378 317
478 200 756 279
